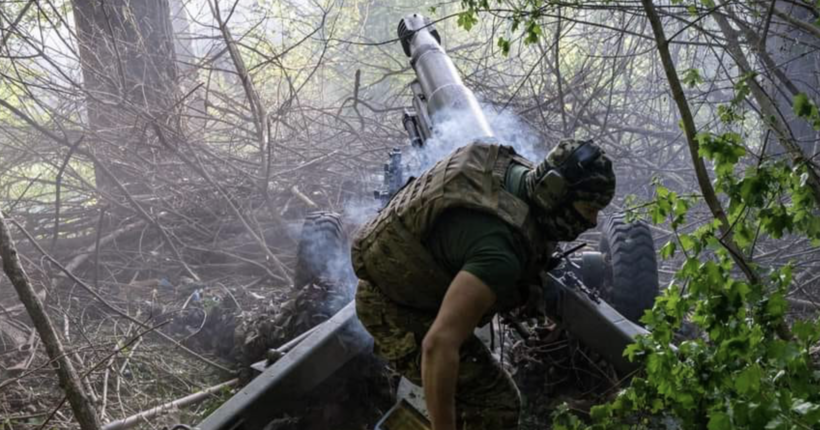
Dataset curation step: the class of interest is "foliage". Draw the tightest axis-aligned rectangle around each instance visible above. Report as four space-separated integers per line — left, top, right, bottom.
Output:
682 69 704 88
457 0 543 50
793 93 820 131
453 3 820 428
552 145 820 428
549 111 820 430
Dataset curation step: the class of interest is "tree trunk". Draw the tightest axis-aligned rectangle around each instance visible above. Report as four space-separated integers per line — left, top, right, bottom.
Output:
639 0 758 284
72 0 179 193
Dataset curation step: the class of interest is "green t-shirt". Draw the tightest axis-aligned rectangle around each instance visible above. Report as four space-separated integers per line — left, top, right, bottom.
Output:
423 163 531 302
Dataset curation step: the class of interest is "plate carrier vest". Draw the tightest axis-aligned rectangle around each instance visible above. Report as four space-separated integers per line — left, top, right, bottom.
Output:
352 143 554 314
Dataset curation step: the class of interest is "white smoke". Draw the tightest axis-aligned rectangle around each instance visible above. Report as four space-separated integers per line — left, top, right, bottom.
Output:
293 104 545 311
407 104 546 177
291 199 380 311
342 198 381 228
484 106 546 162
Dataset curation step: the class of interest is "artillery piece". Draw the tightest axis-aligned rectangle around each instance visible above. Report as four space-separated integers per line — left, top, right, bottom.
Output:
190 13 661 430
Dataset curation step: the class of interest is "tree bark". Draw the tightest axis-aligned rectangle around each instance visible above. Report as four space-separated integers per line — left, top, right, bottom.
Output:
766 1 820 169
639 0 758 284
71 0 179 193
641 0 794 340
0 211 102 430
713 6 820 207
771 6 820 40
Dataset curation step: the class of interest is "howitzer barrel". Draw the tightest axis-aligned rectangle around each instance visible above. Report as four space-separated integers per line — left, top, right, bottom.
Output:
397 14 494 140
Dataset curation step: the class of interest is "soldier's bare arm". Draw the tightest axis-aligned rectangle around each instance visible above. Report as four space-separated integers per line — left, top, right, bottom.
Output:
422 270 496 430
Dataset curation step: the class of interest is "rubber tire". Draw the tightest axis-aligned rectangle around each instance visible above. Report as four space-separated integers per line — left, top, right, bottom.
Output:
599 214 660 324
293 211 352 289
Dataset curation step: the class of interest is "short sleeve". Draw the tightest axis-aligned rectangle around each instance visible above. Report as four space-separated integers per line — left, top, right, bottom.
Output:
425 208 528 303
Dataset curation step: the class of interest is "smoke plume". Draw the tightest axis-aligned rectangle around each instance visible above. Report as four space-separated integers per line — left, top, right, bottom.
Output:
407 104 546 177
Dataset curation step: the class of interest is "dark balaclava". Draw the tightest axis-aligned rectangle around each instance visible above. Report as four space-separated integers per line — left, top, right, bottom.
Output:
524 139 616 241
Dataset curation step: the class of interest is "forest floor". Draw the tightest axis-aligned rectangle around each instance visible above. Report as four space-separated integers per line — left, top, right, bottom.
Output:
0 259 621 430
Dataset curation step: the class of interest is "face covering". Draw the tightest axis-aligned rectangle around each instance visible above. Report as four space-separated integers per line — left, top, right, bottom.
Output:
538 203 597 242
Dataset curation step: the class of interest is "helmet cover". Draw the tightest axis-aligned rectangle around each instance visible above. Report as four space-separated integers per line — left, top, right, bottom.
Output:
525 139 616 240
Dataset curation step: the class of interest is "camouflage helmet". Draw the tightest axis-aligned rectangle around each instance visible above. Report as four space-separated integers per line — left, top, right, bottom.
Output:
524 139 616 240
525 139 616 210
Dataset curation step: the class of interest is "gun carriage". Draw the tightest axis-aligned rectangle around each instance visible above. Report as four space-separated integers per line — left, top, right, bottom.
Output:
189 13 660 430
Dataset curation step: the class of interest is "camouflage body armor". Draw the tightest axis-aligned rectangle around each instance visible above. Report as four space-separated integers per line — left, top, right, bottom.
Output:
352 142 554 314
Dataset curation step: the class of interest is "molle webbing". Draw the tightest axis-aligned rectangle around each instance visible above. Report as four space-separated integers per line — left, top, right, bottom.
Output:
352 143 545 312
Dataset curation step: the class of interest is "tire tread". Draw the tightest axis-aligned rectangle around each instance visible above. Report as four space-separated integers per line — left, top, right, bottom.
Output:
599 214 660 323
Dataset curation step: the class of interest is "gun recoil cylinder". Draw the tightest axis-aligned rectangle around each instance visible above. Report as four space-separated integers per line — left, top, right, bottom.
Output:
397 14 494 141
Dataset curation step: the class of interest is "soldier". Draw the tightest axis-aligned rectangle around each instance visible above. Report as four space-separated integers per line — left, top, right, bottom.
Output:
353 139 616 430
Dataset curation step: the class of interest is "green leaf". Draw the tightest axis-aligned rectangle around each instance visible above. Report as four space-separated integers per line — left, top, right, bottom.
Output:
708 412 731 430
794 93 812 117
701 0 715 7
739 173 768 207
765 416 787 430
734 223 754 248
760 206 794 238
524 20 542 44
735 364 762 395
551 403 585 430
590 403 611 421
793 319 820 345
673 197 690 217
497 37 511 55
679 234 696 252
457 10 479 31
765 291 788 319
687 4 699 15
650 397 664 412
734 72 757 102
682 68 704 88
624 342 643 361
793 93 820 130
677 392 696 409
680 256 700 278
767 340 799 366
717 104 744 124
661 241 677 259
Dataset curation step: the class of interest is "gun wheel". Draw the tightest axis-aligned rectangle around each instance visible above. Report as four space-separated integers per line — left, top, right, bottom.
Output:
293 211 352 290
599 214 660 324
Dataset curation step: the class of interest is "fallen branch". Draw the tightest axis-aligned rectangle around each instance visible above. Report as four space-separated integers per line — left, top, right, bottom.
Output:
290 185 318 209
0 210 103 430
101 378 239 430
269 149 340 179
153 124 293 285
61 219 145 275
9 218 236 375
37 320 171 430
